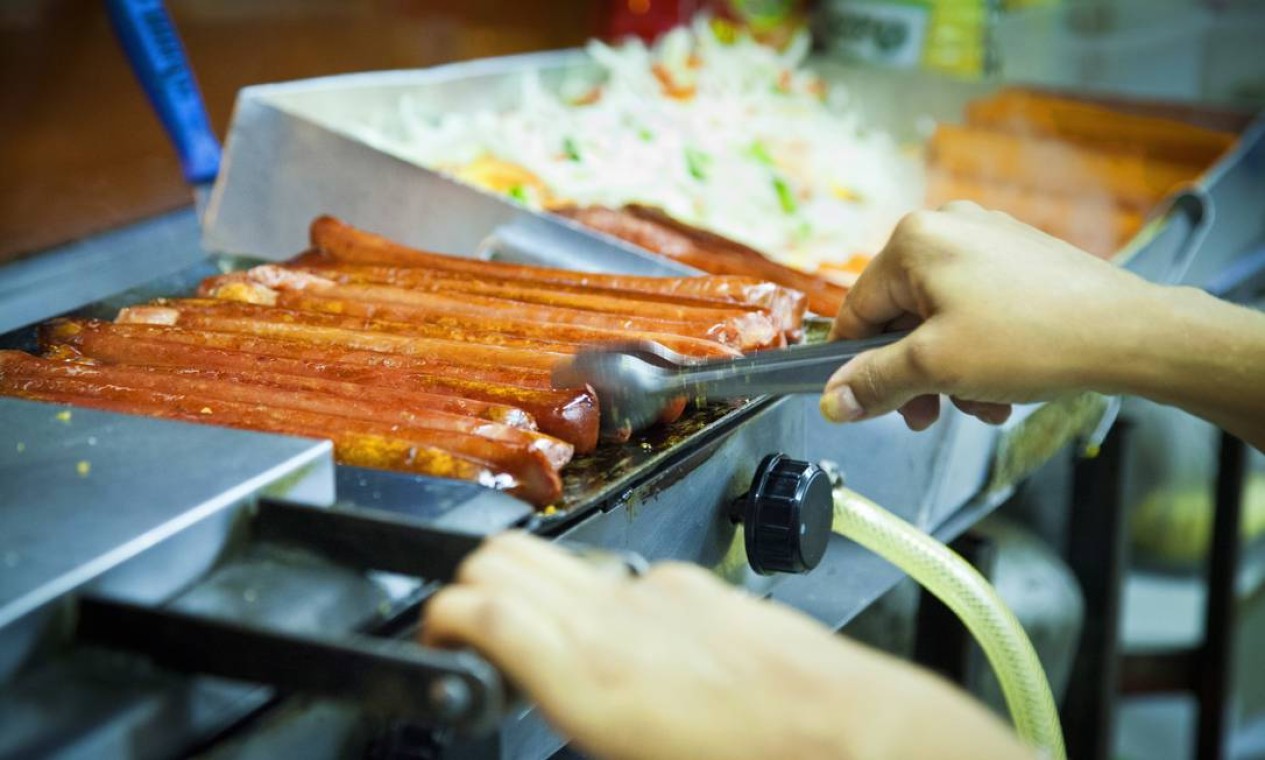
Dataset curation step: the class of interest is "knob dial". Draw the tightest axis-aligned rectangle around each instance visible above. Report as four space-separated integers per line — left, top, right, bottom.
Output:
738 454 834 575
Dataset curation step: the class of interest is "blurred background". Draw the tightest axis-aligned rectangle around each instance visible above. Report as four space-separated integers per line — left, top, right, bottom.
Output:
4 0 1264 264
2 3 1265 759
0 0 604 260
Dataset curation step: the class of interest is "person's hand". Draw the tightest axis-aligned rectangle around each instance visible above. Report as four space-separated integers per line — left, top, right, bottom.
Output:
822 202 1161 430
422 532 1029 760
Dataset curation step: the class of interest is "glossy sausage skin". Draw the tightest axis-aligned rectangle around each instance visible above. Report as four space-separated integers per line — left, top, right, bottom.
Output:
287 260 790 343
309 215 806 326
213 292 740 360
560 205 849 318
126 300 580 353
294 251 805 341
928 122 1197 211
0 351 571 469
0 350 563 505
47 332 539 429
201 270 764 350
0 355 550 502
114 306 681 433
39 321 600 452
116 310 669 432
46 319 558 389
117 306 571 372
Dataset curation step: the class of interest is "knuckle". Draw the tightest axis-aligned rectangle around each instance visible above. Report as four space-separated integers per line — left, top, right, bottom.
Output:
904 331 960 389
939 199 984 215
904 333 942 382
473 594 527 640
485 531 530 552
857 355 889 405
453 553 487 585
479 531 539 563
424 588 460 622
894 209 935 241
454 546 509 586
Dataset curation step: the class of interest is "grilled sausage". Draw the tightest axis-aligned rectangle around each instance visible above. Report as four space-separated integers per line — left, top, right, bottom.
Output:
36 331 539 430
0 351 571 469
44 319 559 389
288 257 802 341
256 264 781 349
309 215 807 331
561 205 850 318
121 301 580 352
0 355 563 503
927 123 1198 211
39 321 600 451
136 298 740 360
201 269 770 350
116 308 571 373
964 88 1235 169
215 292 740 360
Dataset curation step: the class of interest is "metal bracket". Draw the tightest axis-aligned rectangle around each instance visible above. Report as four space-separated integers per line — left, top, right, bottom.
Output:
75 597 506 735
1161 187 1215 286
67 498 653 738
253 499 650 581
253 499 485 584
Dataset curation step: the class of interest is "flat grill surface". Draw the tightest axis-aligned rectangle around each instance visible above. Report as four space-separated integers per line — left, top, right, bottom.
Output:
0 252 802 531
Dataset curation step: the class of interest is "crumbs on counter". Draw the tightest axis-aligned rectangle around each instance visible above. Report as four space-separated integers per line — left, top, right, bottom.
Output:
76 460 91 477
55 410 72 423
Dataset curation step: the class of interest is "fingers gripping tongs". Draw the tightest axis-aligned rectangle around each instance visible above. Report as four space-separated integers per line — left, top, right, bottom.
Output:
554 331 910 436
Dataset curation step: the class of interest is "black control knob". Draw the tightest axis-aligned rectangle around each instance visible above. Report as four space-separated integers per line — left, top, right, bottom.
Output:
733 454 834 575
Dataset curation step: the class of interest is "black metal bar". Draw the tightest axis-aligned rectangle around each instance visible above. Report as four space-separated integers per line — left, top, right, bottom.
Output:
1120 650 1198 695
255 500 650 585
76 597 505 735
1196 432 1247 760
254 500 485 584
913 532 995 684
1062 422 1129 760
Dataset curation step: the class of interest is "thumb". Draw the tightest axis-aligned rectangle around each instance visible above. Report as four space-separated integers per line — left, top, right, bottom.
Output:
819 336 932 422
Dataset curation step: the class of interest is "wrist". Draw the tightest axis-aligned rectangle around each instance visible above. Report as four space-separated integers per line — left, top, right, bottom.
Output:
1076 278 1186 397
1092 282 1238 401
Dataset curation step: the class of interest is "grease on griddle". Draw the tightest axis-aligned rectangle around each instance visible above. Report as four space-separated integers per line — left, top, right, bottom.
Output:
546 320 831 520
552 401 746 516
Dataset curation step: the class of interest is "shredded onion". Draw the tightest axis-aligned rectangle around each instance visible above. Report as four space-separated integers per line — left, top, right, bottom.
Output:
353 18 924 275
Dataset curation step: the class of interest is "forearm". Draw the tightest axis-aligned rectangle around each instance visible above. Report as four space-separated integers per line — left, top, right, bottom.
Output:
1097 284 1265 450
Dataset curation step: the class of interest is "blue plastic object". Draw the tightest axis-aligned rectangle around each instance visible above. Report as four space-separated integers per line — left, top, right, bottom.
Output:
105 0 221 185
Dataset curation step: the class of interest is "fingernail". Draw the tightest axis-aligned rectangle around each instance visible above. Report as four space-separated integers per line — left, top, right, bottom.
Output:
821 386 864 422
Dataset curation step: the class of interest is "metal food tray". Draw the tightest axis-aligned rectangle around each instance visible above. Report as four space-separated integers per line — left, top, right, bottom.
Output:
205 51 1265 286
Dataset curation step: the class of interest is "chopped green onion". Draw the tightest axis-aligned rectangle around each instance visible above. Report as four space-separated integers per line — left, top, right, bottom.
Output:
638 127 654 141
563 137 582 162
772 176 797 214
685 147 710 181
507 185 529 204
747 141 774 166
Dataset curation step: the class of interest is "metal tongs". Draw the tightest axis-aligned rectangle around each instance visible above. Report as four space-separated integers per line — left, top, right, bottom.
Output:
554 331 911 436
